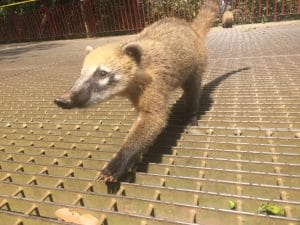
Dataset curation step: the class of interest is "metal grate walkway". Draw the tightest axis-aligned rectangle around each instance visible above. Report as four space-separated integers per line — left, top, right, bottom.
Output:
0 21 299 225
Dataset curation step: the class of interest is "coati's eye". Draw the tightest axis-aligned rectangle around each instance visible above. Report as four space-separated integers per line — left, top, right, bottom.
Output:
95 69 109 79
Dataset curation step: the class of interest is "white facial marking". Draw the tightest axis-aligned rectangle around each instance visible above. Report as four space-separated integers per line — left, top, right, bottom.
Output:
88 78 126 105
114 74 123 81
71 66 96 92
89 91 111 103
81 66 97 77
71 66 96 91
98 77 110 86
96 65 114 87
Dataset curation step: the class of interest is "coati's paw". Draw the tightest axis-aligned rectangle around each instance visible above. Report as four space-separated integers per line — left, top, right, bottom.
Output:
96 168 119 183
96 150 139 183
97 156 124 182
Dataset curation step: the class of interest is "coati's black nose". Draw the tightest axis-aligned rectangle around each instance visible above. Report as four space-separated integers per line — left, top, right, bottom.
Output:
54 98 72 109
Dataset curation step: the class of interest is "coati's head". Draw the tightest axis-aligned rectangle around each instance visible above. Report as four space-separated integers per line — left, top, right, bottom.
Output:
54 42 143 109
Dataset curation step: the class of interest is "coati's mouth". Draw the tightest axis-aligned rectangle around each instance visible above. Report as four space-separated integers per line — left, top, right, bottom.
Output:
54 90 91 109
53 97 90 109
54 98 74 109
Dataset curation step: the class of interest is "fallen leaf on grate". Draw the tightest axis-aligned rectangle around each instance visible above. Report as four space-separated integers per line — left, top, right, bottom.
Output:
229 200 237 210
55 208 99 225
257 202 285 216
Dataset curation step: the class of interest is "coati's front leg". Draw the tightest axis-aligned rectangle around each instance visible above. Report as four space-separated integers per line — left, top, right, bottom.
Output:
97 95 168 182
182 73 202 126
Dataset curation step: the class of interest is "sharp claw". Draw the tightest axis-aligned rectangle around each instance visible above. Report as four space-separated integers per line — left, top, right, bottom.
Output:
97 169 123 183
96 155 128 183
96 173 106 182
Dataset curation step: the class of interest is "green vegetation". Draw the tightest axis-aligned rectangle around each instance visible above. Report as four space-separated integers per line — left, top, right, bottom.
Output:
140 0 298 25
0 0 76 16
257 202 286 216
229 200 237 210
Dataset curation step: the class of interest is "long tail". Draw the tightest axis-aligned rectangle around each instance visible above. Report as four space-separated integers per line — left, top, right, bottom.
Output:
191 1 219 37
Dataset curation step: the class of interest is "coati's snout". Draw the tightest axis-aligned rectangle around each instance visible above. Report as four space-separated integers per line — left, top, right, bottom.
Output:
54 97 72 109
54 87 91 109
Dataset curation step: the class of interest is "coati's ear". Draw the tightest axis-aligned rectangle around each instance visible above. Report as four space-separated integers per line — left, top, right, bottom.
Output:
122 42 142 64
85 45 93 55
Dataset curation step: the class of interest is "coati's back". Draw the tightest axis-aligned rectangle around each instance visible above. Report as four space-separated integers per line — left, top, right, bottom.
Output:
139 18 199 49
133 2 219 88
138 2 219 55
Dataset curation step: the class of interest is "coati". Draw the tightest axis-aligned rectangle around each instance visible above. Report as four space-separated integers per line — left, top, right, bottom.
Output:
54 1 218 182
222 9 234 28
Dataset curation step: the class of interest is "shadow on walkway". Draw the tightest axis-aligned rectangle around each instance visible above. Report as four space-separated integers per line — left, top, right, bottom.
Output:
0 43 64 61
140 67 251 172
107 67 250 193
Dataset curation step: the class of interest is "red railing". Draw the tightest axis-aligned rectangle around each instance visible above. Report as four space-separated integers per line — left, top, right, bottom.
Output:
0 0 299 43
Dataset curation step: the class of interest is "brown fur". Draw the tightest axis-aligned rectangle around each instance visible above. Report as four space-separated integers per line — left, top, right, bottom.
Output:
222 10 234 28
54 1 218 182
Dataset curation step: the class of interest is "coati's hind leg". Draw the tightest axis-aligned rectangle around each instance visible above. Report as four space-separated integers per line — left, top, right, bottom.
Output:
182 71 202 126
